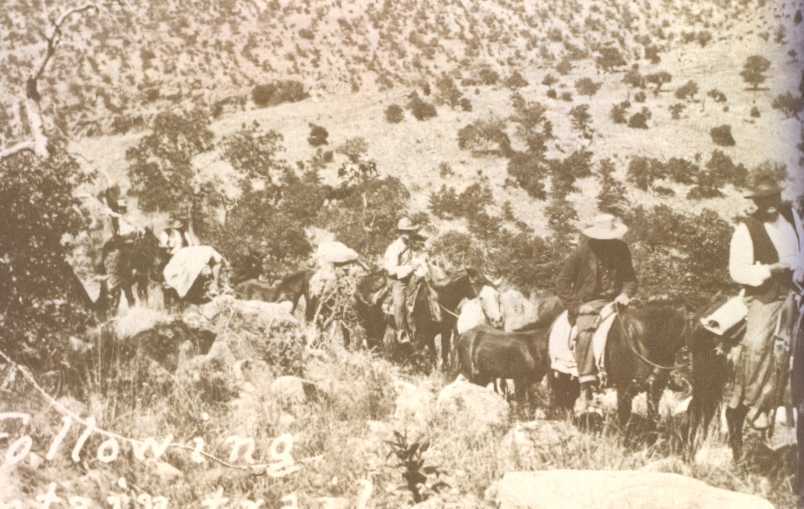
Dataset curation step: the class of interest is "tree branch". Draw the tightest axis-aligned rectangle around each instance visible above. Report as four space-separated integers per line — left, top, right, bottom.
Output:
1 3 101 162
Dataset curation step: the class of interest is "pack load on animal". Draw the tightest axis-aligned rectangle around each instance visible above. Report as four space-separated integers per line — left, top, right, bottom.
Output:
163 246 225 299
314 241 360 265
700 290 748 336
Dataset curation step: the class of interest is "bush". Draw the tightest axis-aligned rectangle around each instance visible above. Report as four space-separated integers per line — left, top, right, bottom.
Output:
627 205 732 306
556 58 572 75
771 92 804 118
674 80 699 101
478 67 500 85
0 141 95 372
542 74 558 86
634 91 647 103
623 67 646 88
434 75 464 108
575 78 602 96
406 92 438 121
610 100 630 124
252 80 308 107
459 97 473 111
560 91 573 102
670 103 685 119
627 156 660 190
385 104 405 123
750 106 761 118
506 151 548 199
457 116 511 156
707 88 727 103
505 70 529 89
546 88 557 99
308 123 329 147
710 125 735 146
628 112 648 129
596 158 628 214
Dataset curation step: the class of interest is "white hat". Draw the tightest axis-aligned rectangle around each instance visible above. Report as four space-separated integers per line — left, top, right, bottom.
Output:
580 213 628 240
397 217 420 232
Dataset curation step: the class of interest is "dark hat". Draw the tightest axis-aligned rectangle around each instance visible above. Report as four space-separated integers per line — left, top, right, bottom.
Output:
745 173 783 199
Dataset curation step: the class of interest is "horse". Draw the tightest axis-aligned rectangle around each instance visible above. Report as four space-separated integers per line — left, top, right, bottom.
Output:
549 301 695 426
454 301 564 410
235 269 313 317
97 227 166 316
684 290 798 463
353 267 490 368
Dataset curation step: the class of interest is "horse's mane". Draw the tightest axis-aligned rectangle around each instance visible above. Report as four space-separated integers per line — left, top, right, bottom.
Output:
623 302 689 354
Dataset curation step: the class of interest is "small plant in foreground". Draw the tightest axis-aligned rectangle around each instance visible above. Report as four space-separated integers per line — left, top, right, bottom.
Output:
386 431 449 503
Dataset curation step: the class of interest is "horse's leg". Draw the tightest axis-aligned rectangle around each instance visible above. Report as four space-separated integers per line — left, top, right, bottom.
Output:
616 385 634 428
440 323 453 370
725 404 748 462
646 373 666 422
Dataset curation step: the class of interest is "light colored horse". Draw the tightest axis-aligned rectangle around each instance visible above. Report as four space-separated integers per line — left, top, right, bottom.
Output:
457 284 505 334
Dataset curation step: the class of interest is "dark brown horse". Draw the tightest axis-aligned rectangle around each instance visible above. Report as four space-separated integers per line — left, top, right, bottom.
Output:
454 302 564 407
550 302 694 425
235 269 313 317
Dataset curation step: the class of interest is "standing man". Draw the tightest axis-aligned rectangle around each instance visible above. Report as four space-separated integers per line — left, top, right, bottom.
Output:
100 196 140 315
555 213 638 413
383 217 425 344
159 217 197 256
727 174 800 444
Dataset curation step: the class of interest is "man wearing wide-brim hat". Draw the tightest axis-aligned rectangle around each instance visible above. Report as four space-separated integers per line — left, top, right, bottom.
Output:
555 213 638 412
725 172 801 448
383 216 428 344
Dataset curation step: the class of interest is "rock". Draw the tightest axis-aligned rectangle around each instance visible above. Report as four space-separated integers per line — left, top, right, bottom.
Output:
498 420 580 471
435 379 509 433
496 470 774 509
0 465 23 503
393 381 435 431
152 461 183 482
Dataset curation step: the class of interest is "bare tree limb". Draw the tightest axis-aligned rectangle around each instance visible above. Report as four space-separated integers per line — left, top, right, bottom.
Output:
1 3 101 162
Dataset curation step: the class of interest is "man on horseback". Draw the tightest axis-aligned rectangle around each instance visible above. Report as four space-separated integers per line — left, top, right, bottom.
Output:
556 213 637 413
383 217 428 344
727 173 801 433
159 217 197 256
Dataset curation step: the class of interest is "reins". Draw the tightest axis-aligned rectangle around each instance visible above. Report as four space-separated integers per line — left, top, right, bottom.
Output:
614 303 687 372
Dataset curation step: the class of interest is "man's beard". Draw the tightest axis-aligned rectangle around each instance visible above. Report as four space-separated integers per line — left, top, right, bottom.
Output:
753 207 780 222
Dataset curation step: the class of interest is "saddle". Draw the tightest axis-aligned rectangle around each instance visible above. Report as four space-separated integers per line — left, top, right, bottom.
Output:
548 304 618 378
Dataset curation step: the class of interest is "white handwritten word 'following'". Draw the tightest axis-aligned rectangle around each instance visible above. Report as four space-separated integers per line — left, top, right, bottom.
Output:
0 412 300 477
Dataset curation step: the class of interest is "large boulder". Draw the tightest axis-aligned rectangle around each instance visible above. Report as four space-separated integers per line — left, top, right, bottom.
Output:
496 471 774 509
435 379 509 433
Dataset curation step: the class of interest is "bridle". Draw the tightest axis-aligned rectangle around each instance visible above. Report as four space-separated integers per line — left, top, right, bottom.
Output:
614 302 692 372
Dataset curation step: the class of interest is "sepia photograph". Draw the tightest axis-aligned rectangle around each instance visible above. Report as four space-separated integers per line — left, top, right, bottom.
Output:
1 0 803 507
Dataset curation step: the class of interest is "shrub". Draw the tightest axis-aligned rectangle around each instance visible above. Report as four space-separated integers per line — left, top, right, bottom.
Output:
771 92 804 118
385 104 405 123
546 88 557 99
627 156 660 190
595 46 627 71
434 75 464 108
596 158 628 214
646 71 672 93
459 97 473 111
670 103 685 119
710 125 735 146
0 141 95 372
707 88 727 103
623 67 646 88
740 55 771 91
252 80 308 107
610 100 630 124
542 73 558 86
628 112 648 128
575 77 602 96
506 151 548 199
569 104 592 139
674 80 699 100
751 105 761 118
406 92 438 120
457 116 511 155
505 70 529 89
478 67 500 85
307 123 329 147
556 57 572 75
560 91 573 102
634 91 647 103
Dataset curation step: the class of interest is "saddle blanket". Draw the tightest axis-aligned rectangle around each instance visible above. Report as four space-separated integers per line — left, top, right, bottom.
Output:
548 306 618 377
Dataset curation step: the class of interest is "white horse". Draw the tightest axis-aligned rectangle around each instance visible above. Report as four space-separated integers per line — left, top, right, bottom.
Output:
457 284 505 334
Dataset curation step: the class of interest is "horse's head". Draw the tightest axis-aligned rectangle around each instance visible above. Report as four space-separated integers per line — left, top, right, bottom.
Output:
477 285 504 329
